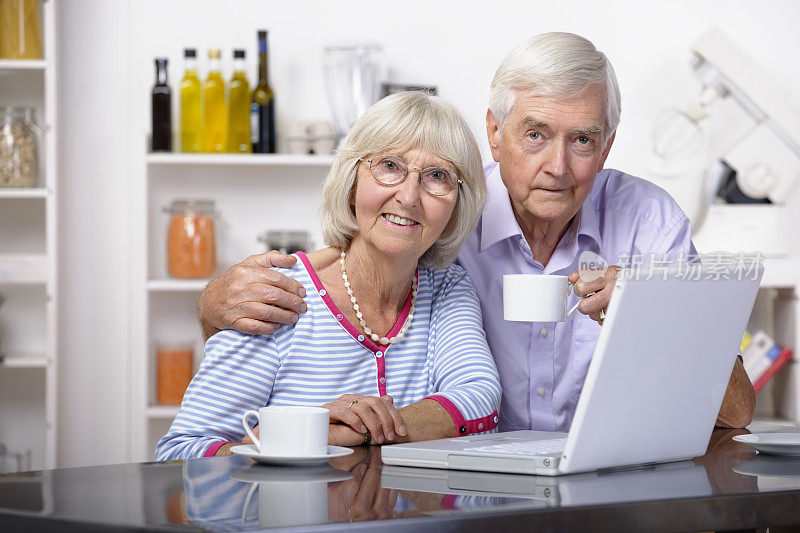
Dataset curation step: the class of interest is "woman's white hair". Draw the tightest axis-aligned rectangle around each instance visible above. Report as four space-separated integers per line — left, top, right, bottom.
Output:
489 32 621 135
320 91 487 268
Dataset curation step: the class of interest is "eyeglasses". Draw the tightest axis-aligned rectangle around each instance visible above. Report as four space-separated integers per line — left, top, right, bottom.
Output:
359 155 462 197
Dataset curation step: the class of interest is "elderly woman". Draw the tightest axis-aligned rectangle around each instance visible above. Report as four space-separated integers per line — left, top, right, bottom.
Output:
156 92 500 460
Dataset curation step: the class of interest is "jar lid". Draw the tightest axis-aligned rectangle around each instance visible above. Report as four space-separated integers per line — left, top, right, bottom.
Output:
0 106 37 120
165 199 216 215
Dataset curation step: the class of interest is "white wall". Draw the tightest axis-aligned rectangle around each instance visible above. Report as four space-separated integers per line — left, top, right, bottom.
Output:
57 0 133 467
57 0 800 467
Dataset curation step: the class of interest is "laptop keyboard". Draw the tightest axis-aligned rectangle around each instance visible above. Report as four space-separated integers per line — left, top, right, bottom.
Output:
468 437 567 456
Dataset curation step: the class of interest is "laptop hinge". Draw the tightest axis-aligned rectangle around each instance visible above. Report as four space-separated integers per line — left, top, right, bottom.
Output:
448 454 560 475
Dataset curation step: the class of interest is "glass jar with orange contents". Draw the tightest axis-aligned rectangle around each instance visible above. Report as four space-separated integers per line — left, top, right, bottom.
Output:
156 344 194 405
165 199 217 279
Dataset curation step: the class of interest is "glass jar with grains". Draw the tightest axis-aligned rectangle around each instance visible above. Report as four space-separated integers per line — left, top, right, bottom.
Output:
165 199 217 279
0 106 41 187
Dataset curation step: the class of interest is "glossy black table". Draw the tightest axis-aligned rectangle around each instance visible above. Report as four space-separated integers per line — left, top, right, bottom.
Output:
1 428 800 532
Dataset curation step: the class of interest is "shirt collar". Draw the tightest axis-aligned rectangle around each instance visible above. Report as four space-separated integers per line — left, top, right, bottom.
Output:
571 189 603 249
479 162 604 252
479 163 523 252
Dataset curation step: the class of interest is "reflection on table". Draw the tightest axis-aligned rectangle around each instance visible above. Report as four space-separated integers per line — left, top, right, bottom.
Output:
0 428 799 531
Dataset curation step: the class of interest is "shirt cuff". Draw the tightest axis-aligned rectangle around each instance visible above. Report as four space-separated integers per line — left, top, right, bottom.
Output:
203 441 230 458
424 394 499 436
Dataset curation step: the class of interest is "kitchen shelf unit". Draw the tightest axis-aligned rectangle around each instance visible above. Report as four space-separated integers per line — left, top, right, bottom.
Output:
0 188 49 199
743 267 800 425
692 251 800 425
132 150 333 461
145 153 334 167
0 0 59 472
0 59 47 71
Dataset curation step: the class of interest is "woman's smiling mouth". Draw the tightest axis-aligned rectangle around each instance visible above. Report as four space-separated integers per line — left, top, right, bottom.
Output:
382 213 420 226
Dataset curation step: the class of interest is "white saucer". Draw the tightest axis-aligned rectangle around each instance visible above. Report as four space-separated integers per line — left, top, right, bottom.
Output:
230 444 354 466
732 433 800 456
231 464 352 483
733 455 800 477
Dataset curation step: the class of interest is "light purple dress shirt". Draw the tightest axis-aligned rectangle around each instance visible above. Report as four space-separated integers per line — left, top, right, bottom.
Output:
457 163 697 432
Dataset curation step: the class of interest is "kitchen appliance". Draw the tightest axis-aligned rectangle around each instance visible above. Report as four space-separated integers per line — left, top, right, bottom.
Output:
257 230 311 255
286 121 336 155
653 29 800 256
323 44 383 145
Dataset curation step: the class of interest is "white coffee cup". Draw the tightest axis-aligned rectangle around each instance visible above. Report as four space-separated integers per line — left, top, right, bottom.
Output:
242 405 329 456
503 274 583 322
240 468 331 527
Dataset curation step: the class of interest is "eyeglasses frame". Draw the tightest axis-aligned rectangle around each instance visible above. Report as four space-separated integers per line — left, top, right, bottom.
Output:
358 156 463 197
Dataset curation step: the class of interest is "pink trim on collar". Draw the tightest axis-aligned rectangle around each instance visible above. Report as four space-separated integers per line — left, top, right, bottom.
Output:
295 251 417 396
295 251 415 350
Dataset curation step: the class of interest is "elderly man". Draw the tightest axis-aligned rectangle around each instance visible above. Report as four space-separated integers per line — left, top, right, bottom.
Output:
197 32 755 431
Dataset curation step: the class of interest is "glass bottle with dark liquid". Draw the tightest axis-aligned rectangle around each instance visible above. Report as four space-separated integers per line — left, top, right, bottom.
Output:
251 30 276 153
151 57 172 152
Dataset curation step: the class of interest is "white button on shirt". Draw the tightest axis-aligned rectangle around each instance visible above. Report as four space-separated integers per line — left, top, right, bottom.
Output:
540 327 548 338
538 387 546 397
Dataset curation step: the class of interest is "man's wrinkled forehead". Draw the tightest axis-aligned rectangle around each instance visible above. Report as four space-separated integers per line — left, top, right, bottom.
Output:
520 117 603 137
508 88 606 134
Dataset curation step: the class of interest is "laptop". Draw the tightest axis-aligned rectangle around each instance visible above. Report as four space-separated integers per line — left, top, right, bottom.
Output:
381 461 711 507
381 264 763 476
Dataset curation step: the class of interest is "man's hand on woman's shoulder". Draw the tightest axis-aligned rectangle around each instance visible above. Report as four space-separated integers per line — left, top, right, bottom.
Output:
198 250 308 339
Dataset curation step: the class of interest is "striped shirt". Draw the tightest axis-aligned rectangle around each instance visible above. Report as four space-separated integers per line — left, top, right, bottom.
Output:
156 252 501 460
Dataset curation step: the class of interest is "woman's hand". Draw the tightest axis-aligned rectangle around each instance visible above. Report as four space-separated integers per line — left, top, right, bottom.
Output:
241 426 258 446
327 462 398 522
198 251 307 339
323 394 408 444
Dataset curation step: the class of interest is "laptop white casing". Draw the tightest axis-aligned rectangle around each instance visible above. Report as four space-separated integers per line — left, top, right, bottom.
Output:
381 267 762 475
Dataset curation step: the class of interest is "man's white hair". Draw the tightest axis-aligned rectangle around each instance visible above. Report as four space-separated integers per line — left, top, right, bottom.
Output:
489 32 621 135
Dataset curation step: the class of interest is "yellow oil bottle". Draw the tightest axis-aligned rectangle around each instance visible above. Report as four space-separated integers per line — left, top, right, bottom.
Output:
227 49 251 153
203 49 226 153
179 48 202 153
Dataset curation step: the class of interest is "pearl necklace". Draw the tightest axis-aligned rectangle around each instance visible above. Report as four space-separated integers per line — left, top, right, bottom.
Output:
339 249 417 346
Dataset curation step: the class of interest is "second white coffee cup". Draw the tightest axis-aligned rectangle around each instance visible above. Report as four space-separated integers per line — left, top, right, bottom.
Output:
242 405 329 456
503 274 582 322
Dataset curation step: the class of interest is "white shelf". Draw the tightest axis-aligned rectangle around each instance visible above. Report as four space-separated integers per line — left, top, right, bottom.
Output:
0 60 47 72
0 355 48 369
0 254 47 284
0 279 46 286
146 153 335 166
146 405 179 418
0 0 59 471
761 257 799 289
0 188 49 199
147 279 208 292
134 144 331 461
